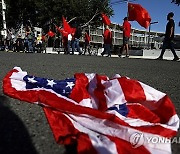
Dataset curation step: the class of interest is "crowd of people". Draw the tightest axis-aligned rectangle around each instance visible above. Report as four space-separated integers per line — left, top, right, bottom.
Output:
0 12 179 61
0 26 47 53
0 25 92 55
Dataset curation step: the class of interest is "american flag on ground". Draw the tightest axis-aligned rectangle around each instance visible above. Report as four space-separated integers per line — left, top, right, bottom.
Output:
3 67 179 154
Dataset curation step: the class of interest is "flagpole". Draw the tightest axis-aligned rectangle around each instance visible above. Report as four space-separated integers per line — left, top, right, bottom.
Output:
126 0 129 18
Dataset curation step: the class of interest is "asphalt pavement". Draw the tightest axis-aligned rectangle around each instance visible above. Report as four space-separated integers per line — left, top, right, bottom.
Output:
0 51 179 154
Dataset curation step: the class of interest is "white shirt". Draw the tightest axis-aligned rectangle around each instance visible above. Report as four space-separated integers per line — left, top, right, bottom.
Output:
68 34 72 41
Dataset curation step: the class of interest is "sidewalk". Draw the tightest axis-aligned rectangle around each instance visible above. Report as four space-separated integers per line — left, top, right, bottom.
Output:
103 49 180 61
6 48 180 61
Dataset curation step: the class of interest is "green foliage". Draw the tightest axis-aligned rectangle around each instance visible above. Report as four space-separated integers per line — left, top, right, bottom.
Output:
4 0 113 29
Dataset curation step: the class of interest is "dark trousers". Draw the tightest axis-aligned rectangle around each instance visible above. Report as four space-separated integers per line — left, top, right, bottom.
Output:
72 38 81 54
159 38 178 58
84 42 91 55
103 44 111 56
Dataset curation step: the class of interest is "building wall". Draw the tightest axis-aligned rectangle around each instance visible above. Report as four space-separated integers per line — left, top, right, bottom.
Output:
85 22 180 49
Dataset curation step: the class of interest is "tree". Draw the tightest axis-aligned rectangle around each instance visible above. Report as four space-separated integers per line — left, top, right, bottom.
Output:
5 0 37 28
171 0 180 5
4 0 113 30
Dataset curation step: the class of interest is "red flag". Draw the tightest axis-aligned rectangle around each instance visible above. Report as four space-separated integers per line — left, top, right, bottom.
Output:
71 27 76 35
128 3 151 29
47 30 55 37
3 67 180 154
60 29 68 37
101 13 111 25
55 25 63 33
62 16 73 34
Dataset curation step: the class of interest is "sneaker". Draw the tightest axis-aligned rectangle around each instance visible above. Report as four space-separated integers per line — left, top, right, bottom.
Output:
118 54 122 58
172 57 179 61
106 54 111 57
101 52 104 56
125 55 129 58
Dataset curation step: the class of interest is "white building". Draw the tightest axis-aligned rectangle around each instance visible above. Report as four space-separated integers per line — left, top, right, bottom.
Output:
86 22 180 50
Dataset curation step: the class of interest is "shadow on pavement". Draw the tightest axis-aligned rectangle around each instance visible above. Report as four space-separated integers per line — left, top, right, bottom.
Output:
0 95 37 154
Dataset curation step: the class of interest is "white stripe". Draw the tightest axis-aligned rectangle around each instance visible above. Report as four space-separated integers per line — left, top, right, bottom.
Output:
101 79 127 108
166 114 180 131
10 71 27 90
79 98 94 108
107 108 179 132
64 114 118 154
67 113 172 154
139 81 166 102
10 70 79 105
13 66 23 72
85 73 99 109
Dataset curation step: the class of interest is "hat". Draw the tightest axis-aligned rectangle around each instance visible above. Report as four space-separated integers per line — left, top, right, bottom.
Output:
123 17 128 20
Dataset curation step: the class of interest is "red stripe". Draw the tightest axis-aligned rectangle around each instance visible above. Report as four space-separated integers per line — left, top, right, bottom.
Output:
107 135 150 154
127 104 161 123
70 73 90 103
152 95 177 124
39 91 177 138
118 77 146 103
119 77 177 124
3 69 39 103
94 74 108 111
43 107 98 154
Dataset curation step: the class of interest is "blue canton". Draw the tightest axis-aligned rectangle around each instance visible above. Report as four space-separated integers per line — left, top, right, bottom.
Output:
108 104 129 117
23 75 76 97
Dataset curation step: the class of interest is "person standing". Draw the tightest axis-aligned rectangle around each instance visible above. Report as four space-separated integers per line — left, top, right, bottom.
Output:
67 33 72 54
157 12 179 61
72 25 82 55
119 17 131 58
101 25 112 57
15 34 23 52
25 26 34 53
83 30 91 55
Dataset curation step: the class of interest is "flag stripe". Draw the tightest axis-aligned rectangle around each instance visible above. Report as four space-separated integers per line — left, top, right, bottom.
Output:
43 108 98 154
107 136 151 154
118 77 146 103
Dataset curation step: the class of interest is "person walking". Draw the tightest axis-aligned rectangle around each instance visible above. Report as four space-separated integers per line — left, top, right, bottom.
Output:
119 17 131 58
157 12 179 61
101 25 112 57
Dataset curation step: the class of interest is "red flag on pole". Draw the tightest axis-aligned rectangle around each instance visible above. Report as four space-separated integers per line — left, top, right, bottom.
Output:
62 16 73 34
55 25 63 33
101 13 111 25
128 3 151 29
47 30 55 37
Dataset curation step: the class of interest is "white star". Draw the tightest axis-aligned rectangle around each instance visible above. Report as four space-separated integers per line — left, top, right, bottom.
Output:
66 82 75 89
28 77 37 83
115 104 122 110
47 79 56 87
